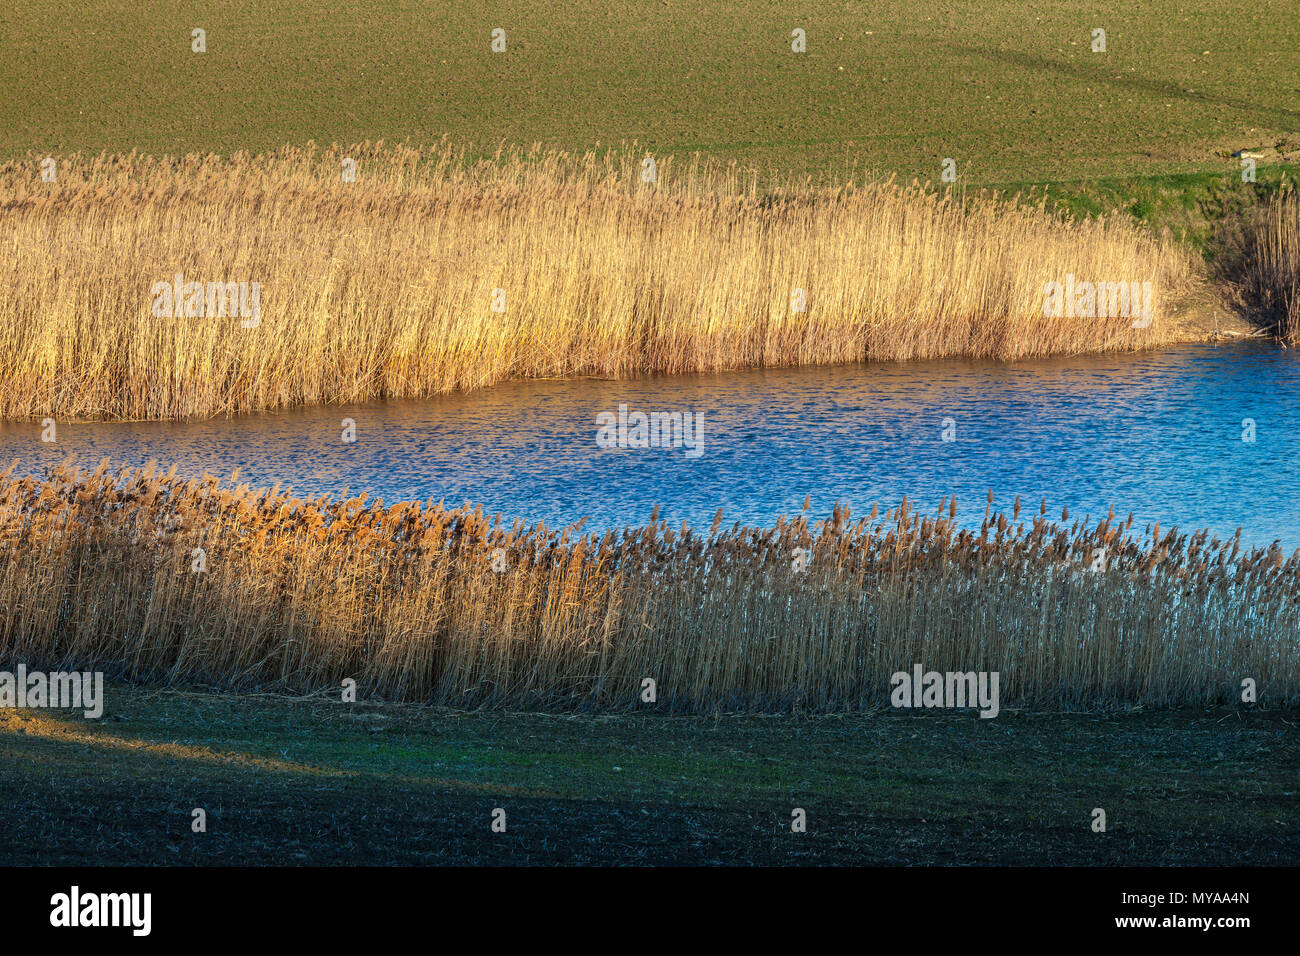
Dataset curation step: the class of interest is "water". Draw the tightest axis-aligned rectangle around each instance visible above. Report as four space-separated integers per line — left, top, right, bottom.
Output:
3 341 1297 547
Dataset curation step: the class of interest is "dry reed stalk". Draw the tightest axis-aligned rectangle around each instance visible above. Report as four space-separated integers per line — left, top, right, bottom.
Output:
0 461 1294 712
0 143 1197 421
1230 192 1300 344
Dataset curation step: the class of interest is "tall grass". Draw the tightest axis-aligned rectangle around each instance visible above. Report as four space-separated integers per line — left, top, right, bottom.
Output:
0 143 1196 421
1230 193 1300 344
2 461 1294 711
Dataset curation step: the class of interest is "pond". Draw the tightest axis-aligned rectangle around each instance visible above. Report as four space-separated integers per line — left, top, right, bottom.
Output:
3 340 1297 547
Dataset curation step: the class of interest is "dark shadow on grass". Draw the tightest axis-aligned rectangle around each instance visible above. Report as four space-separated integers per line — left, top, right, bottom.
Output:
936 39 1300 128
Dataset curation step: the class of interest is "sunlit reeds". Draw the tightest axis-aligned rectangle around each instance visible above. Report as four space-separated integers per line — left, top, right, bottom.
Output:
0 143 1197 421
1230 192 1300 344
1 462 1294 711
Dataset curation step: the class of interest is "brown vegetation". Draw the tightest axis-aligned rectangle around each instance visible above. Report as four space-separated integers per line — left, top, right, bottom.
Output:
1 462 1294 711
1228 192 1300 344
0 143 1196 421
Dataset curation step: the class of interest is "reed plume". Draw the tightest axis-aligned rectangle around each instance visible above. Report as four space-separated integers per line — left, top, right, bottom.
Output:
1 461 1293 712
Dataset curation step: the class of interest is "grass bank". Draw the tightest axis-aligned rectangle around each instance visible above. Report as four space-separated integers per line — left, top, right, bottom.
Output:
3 462 1296 712
1028 164 1297 257
2 685 1294 865
0 145 1197 421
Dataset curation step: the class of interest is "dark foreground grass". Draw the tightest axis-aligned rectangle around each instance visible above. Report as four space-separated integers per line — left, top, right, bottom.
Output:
1 685 1295 865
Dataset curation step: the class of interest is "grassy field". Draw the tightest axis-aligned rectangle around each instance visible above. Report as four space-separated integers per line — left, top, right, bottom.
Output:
1 684 1295 865
1 0 1297 187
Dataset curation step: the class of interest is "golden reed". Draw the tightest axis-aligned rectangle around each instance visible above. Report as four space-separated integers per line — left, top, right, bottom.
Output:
1 462 1294 711
1231 193 1300 344
0 143 1196 421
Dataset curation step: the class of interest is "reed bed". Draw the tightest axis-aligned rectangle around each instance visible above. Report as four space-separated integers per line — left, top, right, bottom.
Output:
1 461 1294 712
0 143 1196 421
1230 193 1300 344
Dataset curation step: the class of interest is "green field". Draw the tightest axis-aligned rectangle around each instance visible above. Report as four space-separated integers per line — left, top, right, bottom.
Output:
2 0 1297 187
2 686 1296 865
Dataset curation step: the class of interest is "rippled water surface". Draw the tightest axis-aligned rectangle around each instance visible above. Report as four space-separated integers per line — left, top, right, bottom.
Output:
3 341 1297 546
